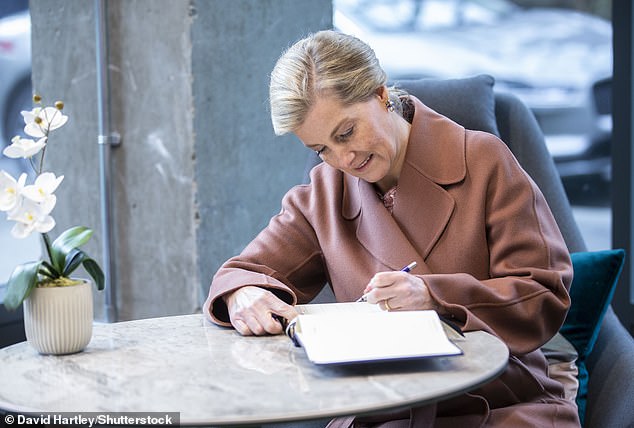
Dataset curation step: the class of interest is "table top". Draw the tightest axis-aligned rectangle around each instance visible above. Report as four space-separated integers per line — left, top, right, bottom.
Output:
0 314 509 426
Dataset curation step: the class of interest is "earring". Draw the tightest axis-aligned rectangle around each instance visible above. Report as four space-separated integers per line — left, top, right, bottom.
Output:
385 99 395 112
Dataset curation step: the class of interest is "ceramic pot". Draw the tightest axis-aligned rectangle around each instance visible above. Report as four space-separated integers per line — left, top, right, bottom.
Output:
23 279 93 355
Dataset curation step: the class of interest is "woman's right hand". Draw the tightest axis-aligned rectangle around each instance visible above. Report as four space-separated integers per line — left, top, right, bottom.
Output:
224 286 298 336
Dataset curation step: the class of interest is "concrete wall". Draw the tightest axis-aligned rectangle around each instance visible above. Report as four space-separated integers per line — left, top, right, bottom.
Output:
29 0 332 320
192 1 333 304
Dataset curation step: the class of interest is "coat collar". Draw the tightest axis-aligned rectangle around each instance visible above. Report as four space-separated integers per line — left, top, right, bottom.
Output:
403 97 466 185
342 98 466 270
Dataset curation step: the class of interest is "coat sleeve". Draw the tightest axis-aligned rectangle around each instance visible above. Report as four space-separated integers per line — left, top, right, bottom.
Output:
423 133 573 355
203 184 329 326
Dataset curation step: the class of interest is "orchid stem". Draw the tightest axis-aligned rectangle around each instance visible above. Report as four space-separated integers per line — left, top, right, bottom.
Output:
37 146 46 174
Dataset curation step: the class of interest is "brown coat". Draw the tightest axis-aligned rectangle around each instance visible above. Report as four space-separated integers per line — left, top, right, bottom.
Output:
204 99 580 427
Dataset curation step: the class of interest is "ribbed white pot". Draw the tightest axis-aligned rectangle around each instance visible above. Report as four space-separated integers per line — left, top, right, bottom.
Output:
23 280 93 355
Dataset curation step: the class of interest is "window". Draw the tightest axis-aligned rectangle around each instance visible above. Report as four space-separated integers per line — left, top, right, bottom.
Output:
0 3 39 301
335 0 613 252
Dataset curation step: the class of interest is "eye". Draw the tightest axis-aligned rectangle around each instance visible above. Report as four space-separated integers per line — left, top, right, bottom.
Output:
315 146 327 156
338 126 354 141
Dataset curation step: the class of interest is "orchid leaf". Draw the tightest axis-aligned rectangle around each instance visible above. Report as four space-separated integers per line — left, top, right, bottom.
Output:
40 260 59 279
3 261 42 311
50 226 93 272
59 247 104 291
62 248 104 290
81 256 105 291
63 248 84 276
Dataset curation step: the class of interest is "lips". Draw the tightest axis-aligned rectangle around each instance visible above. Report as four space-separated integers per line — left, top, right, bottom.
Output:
355 154 373 171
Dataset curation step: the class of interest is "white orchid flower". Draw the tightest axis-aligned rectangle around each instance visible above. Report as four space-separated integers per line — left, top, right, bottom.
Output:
0 171 27 212
21 172 64 214
22 106 69 138
7 198 56 239
2 135 47 159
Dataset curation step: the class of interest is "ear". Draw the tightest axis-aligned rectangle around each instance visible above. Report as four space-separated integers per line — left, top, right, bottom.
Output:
375 85 388 102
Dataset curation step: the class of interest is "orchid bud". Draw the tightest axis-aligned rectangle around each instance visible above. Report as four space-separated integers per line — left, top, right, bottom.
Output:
54 101 64 111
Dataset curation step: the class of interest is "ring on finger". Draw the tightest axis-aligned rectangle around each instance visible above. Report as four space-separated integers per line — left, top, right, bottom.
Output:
384 299 392 311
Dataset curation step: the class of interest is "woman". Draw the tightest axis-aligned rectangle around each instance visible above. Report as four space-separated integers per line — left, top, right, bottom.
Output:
203 30 580 427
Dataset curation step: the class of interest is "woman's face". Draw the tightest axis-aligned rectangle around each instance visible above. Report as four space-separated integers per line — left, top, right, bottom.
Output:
294 88 410 192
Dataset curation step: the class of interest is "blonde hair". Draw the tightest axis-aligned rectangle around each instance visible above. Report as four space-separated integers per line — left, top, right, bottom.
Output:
269 30 402 135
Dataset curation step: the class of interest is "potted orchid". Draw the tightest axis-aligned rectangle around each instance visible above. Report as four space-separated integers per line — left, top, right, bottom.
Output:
0 95 104 354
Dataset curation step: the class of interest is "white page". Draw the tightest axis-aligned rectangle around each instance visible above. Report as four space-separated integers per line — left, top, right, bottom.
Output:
292 306 462 364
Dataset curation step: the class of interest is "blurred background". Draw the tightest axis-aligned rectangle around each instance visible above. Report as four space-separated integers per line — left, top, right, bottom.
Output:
0 0 615 326
0 0 36 296
5 0 614 281
333 0 613 252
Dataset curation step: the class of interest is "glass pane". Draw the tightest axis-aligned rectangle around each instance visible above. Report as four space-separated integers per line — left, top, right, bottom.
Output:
334 0 612 251
0 2 41 305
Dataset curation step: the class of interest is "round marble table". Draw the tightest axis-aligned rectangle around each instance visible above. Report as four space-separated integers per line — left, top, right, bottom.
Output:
0 314 508 426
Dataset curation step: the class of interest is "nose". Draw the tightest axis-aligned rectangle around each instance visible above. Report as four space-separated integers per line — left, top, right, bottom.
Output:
330 147 356 170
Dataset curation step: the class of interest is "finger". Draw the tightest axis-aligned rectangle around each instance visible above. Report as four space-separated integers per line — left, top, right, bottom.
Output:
363 288 378 304
253 302 298 335
227 286 294 335
268 306 299 335
259 312 285 335
273 305 299 323
385 297 402 311
365 288 397 305
366 271 407 291
380 299 397 311
232 319 252 336
241 314 269 336
235 312 284 336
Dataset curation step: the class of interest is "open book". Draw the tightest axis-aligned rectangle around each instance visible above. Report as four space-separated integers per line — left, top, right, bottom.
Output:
285 302 463 365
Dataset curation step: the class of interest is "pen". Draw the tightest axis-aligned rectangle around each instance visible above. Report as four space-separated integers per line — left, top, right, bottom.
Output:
356 261 418 302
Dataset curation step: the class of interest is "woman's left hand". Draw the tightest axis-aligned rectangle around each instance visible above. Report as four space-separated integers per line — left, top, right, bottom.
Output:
363 271 439 312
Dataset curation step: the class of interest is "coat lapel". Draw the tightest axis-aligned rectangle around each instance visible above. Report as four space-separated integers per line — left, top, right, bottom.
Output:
342 98 466 272
354 177 425 272
392 162 455 262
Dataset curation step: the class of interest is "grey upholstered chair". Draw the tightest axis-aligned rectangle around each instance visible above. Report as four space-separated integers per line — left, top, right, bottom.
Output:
492 87 634 428
303 75 634 427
